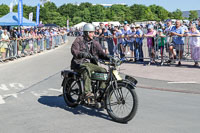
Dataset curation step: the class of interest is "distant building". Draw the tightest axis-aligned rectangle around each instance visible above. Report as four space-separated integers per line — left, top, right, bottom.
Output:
71 3 127 7
92 3 127 8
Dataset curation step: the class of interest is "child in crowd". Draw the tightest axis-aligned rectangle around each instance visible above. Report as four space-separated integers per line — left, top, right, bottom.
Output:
157 29 167 65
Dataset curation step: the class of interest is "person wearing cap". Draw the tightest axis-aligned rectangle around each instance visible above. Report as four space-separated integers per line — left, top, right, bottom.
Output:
135 24 144 62
128 25 137 62
71 23 109 99
144 25 157 64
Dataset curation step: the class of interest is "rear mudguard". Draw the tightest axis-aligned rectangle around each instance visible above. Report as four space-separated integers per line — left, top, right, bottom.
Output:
61 70 80 86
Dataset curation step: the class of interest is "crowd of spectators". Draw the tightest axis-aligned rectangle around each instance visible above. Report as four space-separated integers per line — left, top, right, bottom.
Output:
0 26 68 61
69 20 200 67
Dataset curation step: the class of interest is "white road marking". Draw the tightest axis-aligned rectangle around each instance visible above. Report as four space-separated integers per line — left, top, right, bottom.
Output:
31 91 41 97
48 87 62 93
4 93 18 98
168 81 197 84
0 95 5 104
31 91 49 97
0 84 9 91
9 83 25 89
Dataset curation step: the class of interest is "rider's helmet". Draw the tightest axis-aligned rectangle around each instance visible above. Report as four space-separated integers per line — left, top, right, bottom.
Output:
83 23 95 37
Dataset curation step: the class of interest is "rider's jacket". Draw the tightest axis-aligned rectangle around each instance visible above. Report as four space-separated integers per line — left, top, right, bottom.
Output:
71 36 109 69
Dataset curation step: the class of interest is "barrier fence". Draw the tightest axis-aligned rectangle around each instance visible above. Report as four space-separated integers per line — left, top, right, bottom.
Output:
0 34 68 62
94 35 200 65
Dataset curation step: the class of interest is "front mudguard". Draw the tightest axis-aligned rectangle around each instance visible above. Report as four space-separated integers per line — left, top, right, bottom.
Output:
124 75 137 87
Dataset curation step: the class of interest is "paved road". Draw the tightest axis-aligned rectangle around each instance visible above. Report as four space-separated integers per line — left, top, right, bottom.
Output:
0 37 200 133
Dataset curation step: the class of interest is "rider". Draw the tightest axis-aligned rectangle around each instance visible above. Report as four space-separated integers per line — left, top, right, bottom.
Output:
71 23 109 98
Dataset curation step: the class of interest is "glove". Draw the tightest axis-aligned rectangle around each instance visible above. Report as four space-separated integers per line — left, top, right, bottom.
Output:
80 52 92 59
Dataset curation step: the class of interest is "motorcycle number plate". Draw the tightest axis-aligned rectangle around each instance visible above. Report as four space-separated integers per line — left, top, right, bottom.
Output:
113 70 122 80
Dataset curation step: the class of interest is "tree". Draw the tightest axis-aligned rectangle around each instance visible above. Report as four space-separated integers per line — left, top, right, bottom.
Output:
45 12 66 27
149 5 169 20
0 4 10 17
172 9 183 19
89 5 106 22
57 4 79 20
79 2 92 10
189 10 198 20
130 4 157 21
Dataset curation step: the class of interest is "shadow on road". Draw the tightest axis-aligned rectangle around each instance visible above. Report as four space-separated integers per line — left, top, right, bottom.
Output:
38 96 112 122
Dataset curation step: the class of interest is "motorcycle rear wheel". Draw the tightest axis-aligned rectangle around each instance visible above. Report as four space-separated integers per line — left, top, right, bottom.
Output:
63 78 81 108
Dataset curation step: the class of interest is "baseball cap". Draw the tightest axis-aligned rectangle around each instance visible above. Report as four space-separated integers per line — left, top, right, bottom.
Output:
124 21 128 24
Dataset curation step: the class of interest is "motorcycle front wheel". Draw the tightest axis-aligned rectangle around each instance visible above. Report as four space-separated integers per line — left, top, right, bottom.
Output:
106 82 138 123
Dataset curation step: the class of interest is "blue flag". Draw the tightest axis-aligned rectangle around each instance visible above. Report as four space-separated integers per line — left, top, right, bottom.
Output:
36 3 40 25
18 0 23 25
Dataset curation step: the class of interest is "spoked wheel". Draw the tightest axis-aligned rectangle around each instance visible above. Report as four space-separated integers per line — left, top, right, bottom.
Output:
106 82 138 123
63 78 81 107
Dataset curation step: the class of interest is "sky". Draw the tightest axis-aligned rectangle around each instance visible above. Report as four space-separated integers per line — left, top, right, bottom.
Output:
0 0 200 12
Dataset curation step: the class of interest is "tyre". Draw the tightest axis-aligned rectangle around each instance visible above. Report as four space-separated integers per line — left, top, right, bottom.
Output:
63 78 81 108
106 82 138 123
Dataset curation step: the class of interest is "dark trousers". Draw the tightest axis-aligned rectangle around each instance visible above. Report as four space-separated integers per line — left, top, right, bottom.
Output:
135 42 143 61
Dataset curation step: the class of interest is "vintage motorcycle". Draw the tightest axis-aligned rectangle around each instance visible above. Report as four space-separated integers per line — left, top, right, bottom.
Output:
61 57 138 123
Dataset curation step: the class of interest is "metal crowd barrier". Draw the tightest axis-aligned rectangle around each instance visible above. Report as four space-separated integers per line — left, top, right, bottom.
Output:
95 35 200 65
0 33 68 62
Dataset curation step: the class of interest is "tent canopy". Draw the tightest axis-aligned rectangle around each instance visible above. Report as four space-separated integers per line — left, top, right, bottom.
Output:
0 12 36 26
73 22 87 29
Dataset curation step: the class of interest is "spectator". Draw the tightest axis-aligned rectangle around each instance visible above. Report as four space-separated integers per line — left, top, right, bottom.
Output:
102 28 109 54
120 25 131 58
0 26 3 40
36 28 42 53
0 29 10 60
187 24 200 67
105 27 114 56
112 28 118 56
21 29 27 56
115 26 123 57
157 29 167 65
144 25 157 64
45 29 50 50
164 19 174 62
128 25 136 62
170 20 185 66
28 30 34 54
197 20 200 31
135 24 144 62
8 29 17 57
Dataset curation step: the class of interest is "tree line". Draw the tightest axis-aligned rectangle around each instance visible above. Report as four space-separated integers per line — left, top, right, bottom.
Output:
0 2 199 27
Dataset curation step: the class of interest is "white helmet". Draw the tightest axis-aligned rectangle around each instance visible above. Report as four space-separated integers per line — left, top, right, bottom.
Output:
83 23 95 32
